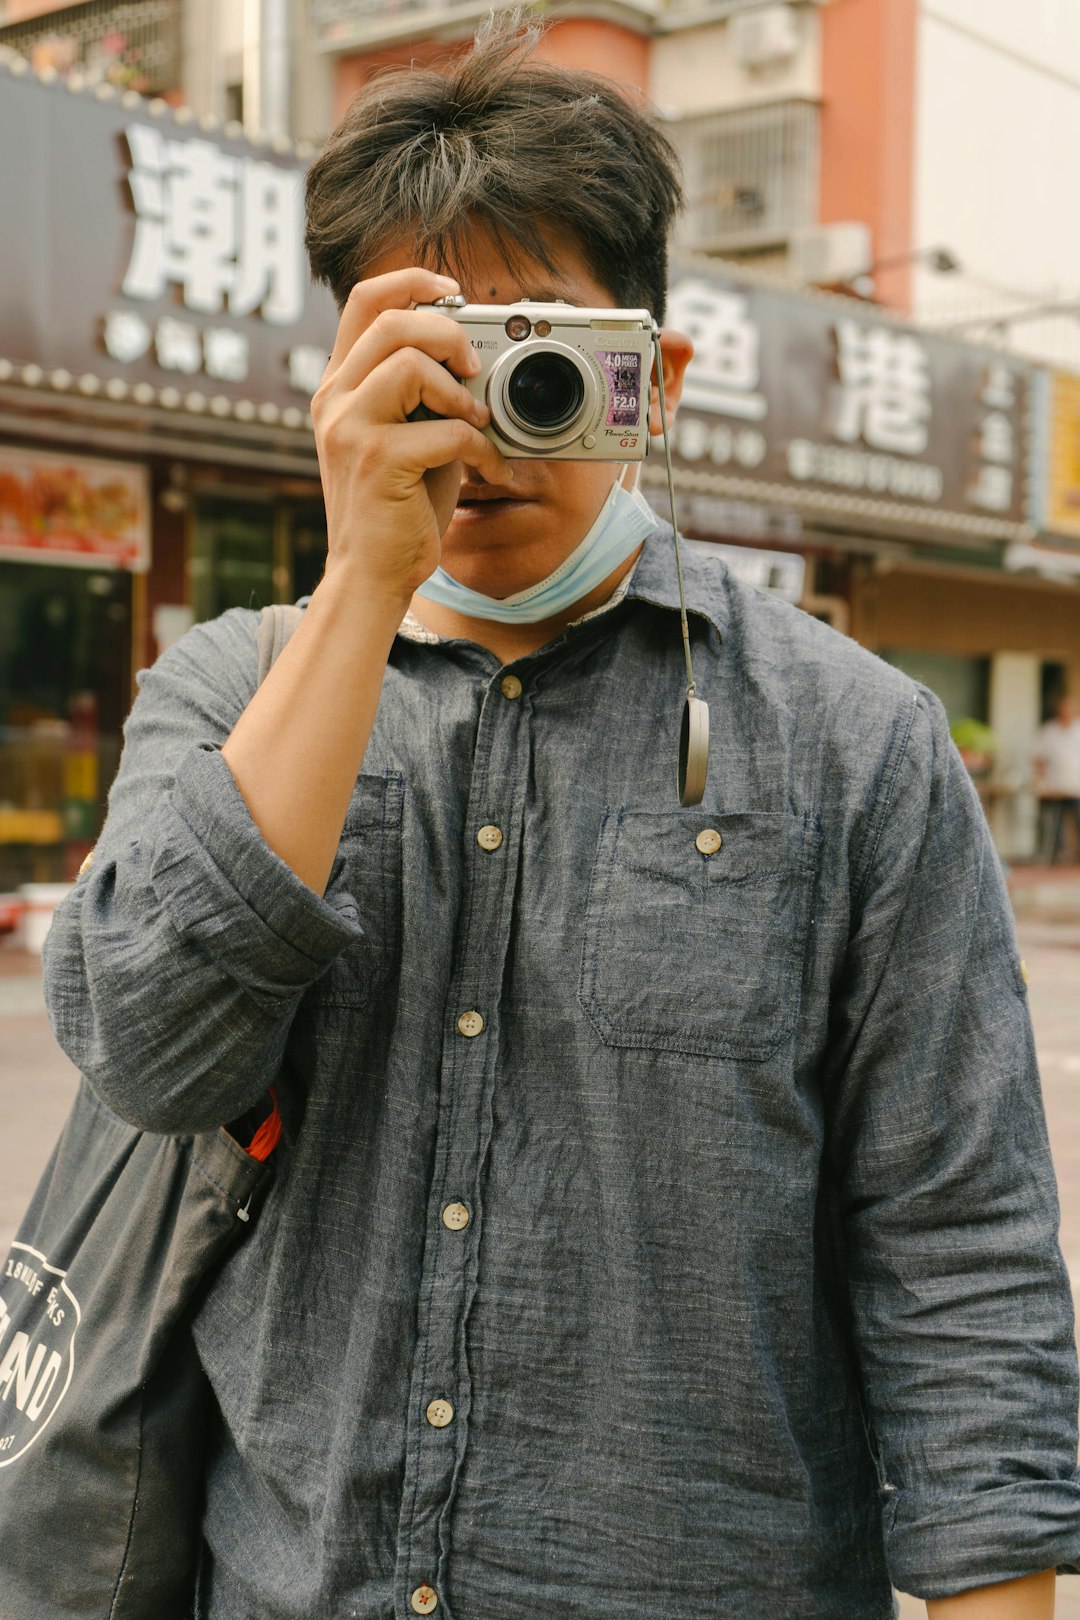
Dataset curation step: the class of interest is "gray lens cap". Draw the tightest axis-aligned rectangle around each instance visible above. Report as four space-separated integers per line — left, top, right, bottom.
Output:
678 696 710 807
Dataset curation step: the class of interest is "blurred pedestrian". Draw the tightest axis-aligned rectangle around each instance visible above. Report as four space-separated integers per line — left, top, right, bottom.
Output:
1033 693 1080 863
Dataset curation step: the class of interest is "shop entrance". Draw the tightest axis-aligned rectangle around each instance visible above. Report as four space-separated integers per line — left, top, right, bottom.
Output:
189 494 328 624
0 561 132 888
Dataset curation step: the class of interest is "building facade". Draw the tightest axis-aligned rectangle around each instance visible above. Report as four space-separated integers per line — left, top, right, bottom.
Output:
0 54 336 889
3 0 1080 868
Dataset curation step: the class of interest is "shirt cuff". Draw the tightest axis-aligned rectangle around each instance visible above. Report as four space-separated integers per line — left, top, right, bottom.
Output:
885 1475 1080 1597
148 744 363 1003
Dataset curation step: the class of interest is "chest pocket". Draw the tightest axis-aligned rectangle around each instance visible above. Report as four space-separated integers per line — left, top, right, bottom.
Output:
310 772 404 1007
579 809 818 1062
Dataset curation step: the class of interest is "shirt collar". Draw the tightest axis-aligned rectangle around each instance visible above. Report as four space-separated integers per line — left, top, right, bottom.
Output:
397 523 728 646
624 523 728 641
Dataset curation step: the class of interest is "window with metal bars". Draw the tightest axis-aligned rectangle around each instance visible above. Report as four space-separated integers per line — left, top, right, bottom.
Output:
0 0 182 97
669 97 820 255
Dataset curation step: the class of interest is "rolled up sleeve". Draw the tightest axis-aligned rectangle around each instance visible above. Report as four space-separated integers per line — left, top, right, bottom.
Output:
43 608 365 1135
825 687 1080 1597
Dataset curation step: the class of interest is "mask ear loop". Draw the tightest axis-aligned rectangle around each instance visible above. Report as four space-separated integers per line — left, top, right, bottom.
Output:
653 329 709 807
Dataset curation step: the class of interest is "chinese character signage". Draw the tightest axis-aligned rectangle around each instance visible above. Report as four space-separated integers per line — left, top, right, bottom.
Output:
0 68 337 417
666 271 1030 533
1035 371 1080 543
0 447 149 571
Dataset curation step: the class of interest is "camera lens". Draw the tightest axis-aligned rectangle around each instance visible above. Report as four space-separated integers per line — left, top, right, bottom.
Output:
506 353 585 433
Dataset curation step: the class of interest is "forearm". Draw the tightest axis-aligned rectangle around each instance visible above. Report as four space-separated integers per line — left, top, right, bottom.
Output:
927 1570 1055 1618
221 561 406 896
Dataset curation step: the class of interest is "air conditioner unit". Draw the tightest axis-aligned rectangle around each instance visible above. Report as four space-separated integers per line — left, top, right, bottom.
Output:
789 222 873 285
731 5 801 70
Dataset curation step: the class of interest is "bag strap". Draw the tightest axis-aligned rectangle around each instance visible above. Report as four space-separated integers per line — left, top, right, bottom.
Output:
255 601 306 687
235 602 306 1165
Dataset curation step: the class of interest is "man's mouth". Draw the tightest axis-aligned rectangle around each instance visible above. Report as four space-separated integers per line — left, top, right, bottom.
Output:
454 490 531 517
456 488 525 504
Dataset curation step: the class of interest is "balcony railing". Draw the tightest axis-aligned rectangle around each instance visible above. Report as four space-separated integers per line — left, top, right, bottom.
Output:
311 0 658 51
0 0 182 95
667 97 819 256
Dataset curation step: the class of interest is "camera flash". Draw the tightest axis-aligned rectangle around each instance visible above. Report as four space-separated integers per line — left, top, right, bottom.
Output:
533 319 552 337
505 315 531 341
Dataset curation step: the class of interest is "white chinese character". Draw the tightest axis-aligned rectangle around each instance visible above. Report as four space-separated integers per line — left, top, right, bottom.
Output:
204 326 250 382
981 364 1016 412
979 410 1014 465
231 161 304 325
832 321 932 456
156 316 202 374
289 344 328 396
734 429 767 469
664 279 767 421
103 309 152 364
970 463 1014 513
122 126 305 325
124 126 240 314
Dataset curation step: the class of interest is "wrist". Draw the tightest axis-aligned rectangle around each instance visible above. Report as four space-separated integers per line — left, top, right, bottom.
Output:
316 556 414 629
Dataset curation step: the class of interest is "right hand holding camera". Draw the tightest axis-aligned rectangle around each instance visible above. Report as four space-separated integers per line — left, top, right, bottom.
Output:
310 267 515 610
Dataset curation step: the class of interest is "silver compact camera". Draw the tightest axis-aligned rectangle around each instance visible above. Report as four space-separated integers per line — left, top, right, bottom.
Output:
414 296 656 460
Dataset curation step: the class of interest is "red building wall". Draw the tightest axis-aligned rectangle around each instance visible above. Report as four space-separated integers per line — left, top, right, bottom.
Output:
818 0 919 312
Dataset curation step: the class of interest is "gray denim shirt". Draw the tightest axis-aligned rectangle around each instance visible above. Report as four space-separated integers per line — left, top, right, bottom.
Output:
43 530 1080 1619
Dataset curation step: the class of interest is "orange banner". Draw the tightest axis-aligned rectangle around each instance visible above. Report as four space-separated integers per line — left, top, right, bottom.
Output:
0 446 149 571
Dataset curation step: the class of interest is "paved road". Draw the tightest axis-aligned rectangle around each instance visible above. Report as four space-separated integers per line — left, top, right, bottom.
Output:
2 932 1079 1616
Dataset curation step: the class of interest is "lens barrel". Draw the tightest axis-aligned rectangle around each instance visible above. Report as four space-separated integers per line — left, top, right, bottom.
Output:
505 353 586 434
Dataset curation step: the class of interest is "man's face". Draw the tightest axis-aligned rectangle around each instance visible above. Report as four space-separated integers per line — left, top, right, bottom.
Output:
1058 696 1077 726
362 222 689 602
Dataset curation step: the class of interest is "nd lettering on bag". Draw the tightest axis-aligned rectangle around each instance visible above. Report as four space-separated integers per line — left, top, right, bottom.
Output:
0 604 302 1620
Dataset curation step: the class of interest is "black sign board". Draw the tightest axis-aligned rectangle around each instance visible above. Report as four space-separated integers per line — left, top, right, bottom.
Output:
0 62 338 426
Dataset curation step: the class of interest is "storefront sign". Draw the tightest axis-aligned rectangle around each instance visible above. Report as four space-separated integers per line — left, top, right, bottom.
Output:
683 538 806 603
0 447 149 570
0 62 338 425
1034 370 1080 543
666 271 1032 536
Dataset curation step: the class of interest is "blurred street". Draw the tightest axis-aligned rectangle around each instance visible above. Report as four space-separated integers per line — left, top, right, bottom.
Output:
2 918 1080 1616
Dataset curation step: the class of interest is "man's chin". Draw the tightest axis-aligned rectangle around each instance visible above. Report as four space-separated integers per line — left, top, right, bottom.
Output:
440 499 553 585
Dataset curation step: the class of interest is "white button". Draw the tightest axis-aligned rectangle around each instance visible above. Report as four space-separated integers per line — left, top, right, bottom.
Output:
457 1010 485 1038
500 674 522 700
696 828 722 856
411 1585 439 1614
78 849 95 876
476 824 504 852
426 1398 454 1428
442 1202 471 1230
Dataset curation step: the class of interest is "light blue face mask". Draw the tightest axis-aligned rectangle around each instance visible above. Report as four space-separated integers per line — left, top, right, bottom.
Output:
414 470 660 624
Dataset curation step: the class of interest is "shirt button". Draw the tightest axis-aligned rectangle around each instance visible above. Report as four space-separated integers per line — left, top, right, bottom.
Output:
696 828 723 856
476 824 504 852
410 1586 439 1615
442 1201 471 1230
456 1010 485 1038
426 1398 454 1428
500 674 522 700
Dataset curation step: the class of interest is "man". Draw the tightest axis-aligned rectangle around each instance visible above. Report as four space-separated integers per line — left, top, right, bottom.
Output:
1033 693 1080 864
43 17 1080 1618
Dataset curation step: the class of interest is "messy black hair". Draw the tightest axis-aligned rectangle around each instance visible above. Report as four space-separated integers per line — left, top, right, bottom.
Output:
304 10 683 321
